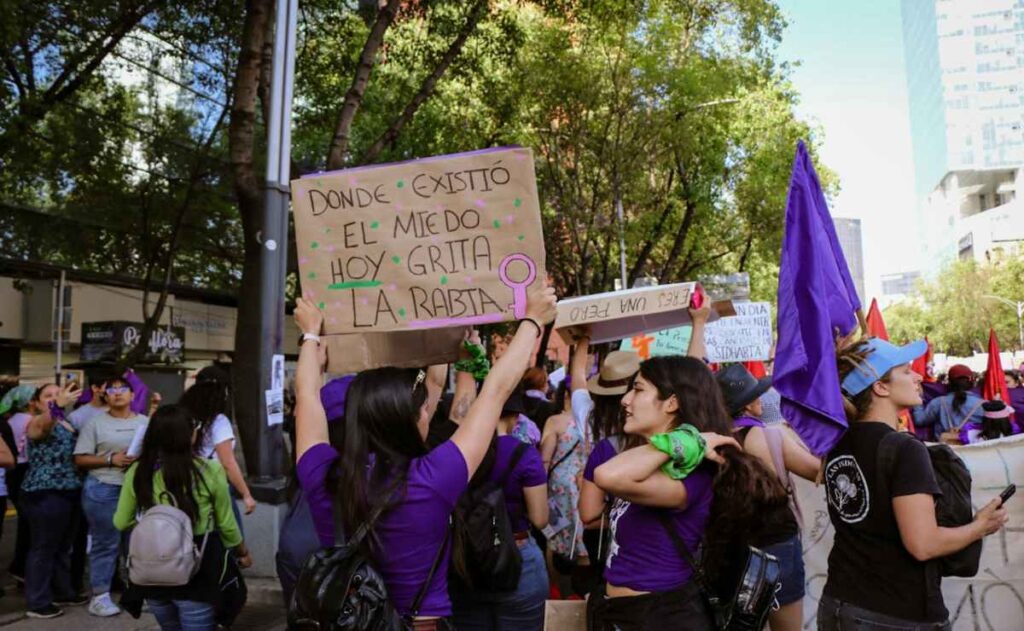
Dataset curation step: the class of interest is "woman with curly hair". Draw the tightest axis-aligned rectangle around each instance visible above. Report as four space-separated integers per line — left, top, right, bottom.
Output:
589 355 778 630
819 338 1008 630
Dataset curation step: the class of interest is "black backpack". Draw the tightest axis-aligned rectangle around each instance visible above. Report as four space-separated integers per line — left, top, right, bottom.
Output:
451 441 529 592
877 431 981 578
656 513 781 631
288 501 449 630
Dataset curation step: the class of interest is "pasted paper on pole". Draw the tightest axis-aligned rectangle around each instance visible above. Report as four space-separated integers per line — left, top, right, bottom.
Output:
796 433 1024 630
554 282 733 345
291 147 546 334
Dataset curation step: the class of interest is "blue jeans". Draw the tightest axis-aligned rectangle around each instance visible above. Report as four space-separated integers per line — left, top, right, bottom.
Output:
817 594 951 630
81 477 123 594
23 490 81 610
762 534 805 605
451 538 549 631
147 598 217 631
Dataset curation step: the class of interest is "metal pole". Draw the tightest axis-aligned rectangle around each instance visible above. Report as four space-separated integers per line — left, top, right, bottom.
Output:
616 194 627 289
252 0 298 483
55 270 65 380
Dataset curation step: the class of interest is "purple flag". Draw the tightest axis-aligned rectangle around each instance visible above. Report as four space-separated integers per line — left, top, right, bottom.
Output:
123 370 150 415
773 141 862 456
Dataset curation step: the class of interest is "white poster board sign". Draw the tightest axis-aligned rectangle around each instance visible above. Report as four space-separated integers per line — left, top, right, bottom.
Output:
797 434 1024 630
704 302 772 362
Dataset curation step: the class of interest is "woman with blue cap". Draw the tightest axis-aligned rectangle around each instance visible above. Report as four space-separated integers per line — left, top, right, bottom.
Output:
819 338 1008 631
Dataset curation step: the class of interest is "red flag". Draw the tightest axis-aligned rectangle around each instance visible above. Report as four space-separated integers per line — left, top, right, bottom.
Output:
744 361 767 379
865 298 889 340
983 328 1011 403
911 336 934 381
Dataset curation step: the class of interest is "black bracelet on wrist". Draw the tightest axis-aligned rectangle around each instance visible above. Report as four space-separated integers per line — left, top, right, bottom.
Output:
520 318 543 337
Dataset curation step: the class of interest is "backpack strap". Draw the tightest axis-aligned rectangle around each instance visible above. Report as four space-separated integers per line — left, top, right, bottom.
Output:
654 511 715 598
954 399 984 431
763 427 788 486
405 516 451 620
763 427 804 528
875 430 912 511
548 439 580 476
498 442 531 487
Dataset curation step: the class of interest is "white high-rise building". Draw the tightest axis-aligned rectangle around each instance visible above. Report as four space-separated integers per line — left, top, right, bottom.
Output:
901 0 1024 268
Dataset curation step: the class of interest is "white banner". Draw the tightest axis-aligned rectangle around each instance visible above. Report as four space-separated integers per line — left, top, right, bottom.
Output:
705 301 772 363
797 434 1024 630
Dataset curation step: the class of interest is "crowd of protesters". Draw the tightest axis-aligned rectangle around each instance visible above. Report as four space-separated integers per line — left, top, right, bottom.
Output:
0 284 1013 631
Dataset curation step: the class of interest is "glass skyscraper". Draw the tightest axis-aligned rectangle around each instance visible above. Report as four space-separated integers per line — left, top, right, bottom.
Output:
901 0 1024 267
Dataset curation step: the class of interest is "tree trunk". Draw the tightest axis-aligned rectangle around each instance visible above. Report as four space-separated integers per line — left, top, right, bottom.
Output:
228 0 273 474
325 0 402 170
121 105 230 371
360 0 489 164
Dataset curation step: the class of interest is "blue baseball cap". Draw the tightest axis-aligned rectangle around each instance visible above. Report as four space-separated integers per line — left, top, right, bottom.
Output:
841 338 928 396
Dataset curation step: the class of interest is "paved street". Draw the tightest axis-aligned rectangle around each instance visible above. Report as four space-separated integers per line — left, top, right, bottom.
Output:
0 513 287 630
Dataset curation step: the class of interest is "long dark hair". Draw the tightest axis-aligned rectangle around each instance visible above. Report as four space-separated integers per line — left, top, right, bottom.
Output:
133 405 203 522
948 376 973 413
637 356 787 579
179 381 230 453
336 367 429 555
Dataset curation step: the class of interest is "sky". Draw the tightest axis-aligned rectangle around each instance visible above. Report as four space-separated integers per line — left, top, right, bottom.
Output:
775 0 923 302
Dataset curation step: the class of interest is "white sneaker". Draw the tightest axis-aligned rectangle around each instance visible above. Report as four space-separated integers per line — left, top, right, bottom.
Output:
88 594 121 617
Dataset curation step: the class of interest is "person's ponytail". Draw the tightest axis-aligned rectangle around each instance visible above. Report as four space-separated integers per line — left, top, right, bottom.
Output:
948 377 971 413
836 340 885 422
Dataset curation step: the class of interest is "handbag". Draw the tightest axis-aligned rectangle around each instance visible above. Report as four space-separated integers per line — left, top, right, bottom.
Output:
655 513 781 631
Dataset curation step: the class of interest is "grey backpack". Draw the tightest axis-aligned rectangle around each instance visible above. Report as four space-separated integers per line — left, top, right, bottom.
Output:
126 481 213 587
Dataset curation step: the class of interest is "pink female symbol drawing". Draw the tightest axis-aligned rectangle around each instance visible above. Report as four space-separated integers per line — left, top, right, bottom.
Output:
498 253 537 320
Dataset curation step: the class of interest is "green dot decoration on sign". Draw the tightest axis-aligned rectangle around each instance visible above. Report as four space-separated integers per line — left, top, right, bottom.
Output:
308 272 317 279
517 235 525 241
324 228 331 234
492 219 501 229
398 308 407 318
396 180 405 188
514 198 522 208
440 276 448 285
392 255 401 264
310 241 319 249
318 302 325 310
370 221 380 229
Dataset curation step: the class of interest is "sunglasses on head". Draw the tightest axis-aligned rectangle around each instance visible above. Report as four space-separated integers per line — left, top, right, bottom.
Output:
105 385 131 395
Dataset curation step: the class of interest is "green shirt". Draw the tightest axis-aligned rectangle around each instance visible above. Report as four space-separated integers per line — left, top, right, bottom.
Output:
113 459 243 548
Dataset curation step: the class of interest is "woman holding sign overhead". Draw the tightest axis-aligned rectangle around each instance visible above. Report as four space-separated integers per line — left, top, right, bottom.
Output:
291 283 557 630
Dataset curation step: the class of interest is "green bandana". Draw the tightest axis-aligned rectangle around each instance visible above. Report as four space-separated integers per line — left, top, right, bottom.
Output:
0 384 35 416
454 340 490 381
649 424 706 480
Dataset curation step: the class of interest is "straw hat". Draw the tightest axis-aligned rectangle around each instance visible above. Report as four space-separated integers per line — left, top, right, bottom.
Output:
588 351 641 396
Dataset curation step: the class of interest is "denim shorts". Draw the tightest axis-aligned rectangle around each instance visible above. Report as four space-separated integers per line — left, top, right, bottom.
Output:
761 534 805 605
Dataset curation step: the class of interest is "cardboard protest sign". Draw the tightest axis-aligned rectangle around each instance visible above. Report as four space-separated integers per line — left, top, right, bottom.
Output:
553 282 733 345
323 328 465 374
620 302 770 361
703 302 772 362
621 327 692 359
797 434 1024 630
291 147 546 335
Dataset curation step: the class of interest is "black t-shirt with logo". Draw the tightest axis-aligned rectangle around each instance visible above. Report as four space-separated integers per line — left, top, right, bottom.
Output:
823 421 945 622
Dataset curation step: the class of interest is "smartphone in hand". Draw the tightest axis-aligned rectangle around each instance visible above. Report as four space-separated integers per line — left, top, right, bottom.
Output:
998 483 1016 506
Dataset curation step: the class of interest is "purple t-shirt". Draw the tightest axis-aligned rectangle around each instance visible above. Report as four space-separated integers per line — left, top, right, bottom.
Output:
488 436 546 532
296 440 469 617
603 465 715 592
583 437 620 482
